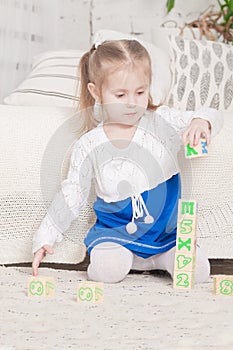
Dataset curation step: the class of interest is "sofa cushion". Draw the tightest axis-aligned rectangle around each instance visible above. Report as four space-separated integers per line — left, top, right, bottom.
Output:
4 50 84 107
168 35 233 112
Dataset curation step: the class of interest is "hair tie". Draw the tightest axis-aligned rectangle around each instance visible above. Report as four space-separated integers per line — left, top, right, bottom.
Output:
95 42 101 49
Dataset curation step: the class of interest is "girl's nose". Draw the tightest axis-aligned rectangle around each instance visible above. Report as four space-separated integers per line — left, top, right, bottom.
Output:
126 96 136 108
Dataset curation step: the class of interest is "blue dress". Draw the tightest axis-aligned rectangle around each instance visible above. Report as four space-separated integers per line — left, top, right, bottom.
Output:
84 173 181 258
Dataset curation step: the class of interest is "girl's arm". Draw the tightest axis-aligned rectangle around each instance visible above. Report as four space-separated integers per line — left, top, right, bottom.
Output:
155 105 223 146
32 139 93 254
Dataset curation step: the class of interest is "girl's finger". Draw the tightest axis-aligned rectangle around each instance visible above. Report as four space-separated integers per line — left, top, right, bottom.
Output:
188 129 196 148
193 130 201 147
32 257 40 276
182 129 190 146
43 245 54 254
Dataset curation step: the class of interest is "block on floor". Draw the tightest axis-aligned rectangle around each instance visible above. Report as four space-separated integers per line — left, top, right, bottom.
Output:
77 281 104 303
213 275 233 296
28 276 55 297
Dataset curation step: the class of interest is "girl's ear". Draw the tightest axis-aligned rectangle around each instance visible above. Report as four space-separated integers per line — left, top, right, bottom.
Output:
87 83 101 102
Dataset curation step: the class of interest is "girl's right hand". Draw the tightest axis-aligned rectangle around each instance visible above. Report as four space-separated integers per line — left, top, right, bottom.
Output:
32 245 54 276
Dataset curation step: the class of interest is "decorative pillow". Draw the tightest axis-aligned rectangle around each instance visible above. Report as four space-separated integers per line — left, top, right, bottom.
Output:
4 50 84 107
167 35 233 111
93 29 172 106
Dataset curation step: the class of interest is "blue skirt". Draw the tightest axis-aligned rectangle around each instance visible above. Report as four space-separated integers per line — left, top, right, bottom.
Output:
84 173 181 259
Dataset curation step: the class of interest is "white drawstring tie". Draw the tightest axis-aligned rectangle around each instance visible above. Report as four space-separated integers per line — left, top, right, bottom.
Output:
126 194 154 234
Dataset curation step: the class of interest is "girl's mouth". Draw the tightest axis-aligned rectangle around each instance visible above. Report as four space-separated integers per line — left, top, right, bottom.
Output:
124 112 137 117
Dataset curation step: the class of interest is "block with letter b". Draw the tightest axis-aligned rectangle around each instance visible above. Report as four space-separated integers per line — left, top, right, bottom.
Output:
28 276 55 297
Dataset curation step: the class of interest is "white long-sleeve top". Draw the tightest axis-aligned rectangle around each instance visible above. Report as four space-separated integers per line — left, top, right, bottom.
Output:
32 105 223 254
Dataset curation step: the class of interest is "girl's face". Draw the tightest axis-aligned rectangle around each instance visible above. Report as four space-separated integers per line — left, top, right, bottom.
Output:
100 64 150 126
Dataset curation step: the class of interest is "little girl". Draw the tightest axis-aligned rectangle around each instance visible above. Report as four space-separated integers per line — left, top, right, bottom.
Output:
32 39 222 283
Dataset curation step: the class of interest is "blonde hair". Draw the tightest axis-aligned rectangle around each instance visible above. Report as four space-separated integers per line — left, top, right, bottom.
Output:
75 39 159 137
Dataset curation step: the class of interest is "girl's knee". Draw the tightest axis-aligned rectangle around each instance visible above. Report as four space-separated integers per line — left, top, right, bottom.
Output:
87 242 133 283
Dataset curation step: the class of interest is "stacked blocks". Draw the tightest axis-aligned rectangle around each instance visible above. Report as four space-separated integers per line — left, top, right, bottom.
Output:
173 199 197 289
185 137 208 159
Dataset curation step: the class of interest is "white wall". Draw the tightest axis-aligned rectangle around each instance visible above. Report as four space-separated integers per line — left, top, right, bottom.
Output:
0 0 217 101
57 0 217 50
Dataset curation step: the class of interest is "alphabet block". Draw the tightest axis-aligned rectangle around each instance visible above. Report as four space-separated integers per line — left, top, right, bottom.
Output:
176 236 197 254
174 252 196 272
213 275 233 296
28 276 55 297
177 199 198 221
77 281 104 303
185 137 208 159
173 270 195 289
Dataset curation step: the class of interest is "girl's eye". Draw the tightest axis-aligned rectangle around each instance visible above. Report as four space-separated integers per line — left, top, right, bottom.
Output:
137 91 144 95
116 94 124 98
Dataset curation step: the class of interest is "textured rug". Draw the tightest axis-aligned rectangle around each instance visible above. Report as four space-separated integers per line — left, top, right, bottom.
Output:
0 266 233 350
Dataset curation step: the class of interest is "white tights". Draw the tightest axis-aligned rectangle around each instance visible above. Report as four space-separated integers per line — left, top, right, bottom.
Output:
87 242 210 284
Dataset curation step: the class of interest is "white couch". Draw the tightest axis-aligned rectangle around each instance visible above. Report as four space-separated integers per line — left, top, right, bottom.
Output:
1 29 232 264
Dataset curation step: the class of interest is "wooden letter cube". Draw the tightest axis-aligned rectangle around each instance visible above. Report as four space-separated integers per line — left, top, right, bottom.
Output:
77 281 104 303
176 236 197 254
174 252 196 272
173 270 195 289
177 217 196 237
28 276 55 297
185 137 208 159
177 199 197 218
213 275 233 296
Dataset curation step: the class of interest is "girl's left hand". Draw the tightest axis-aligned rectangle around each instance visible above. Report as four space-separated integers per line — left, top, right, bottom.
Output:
182 118 211 148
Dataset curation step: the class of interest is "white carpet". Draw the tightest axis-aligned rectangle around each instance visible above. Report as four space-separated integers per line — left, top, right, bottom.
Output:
0 266 233 350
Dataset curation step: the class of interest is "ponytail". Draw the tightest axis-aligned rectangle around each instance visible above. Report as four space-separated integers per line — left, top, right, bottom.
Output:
75 45 99 137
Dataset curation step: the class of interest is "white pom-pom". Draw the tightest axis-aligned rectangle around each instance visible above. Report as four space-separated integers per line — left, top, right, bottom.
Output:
144 215 154 224
126 222 137 234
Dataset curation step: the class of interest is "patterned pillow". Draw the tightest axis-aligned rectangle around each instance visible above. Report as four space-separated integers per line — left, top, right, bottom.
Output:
4 50 84 107
168 35 233 111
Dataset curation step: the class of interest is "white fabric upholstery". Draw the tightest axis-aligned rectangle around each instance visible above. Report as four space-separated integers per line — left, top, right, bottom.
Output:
0 105 96 264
